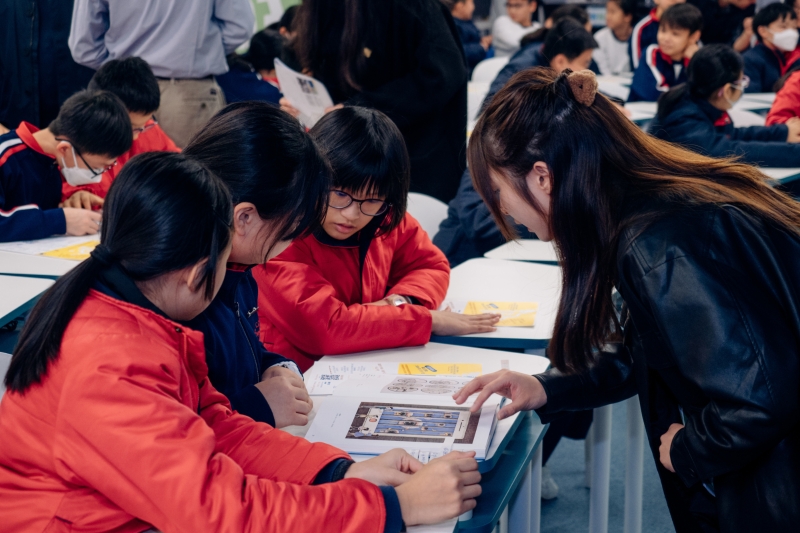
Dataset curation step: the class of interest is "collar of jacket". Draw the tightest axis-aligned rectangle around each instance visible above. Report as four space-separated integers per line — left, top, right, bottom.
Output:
690 94 730 126
657 48 690 67
214 263 251 309
94 263 169 319
313 214 386 278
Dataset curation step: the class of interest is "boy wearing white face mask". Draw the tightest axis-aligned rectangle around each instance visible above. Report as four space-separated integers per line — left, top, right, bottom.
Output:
0 90 131 242
743 3 799 92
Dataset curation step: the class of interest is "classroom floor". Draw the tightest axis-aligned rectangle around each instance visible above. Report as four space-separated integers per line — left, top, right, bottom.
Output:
542 399 675 533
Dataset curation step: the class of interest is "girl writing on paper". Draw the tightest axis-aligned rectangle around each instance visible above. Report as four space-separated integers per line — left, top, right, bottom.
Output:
253 106 500 372
0 151 481 533
456 68 800 532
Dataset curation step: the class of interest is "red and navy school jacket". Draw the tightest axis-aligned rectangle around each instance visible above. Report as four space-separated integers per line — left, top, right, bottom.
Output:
632 8 660 69
743 43 786 93
628 45 689 102
0 122 65 242
185 265 299 426
648 92 800 166
253 213 450 372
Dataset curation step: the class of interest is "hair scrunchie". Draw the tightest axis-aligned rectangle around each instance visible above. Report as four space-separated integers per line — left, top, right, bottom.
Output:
566 70 598 107
90 245 116 267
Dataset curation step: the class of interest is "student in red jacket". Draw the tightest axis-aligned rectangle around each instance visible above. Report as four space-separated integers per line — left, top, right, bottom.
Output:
767 58 800 125
61 57 180 209
254 107 500 372
0 151 481 533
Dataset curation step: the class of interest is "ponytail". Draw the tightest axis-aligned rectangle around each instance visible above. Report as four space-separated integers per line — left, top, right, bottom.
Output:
4 152 232 393
656 83 690 120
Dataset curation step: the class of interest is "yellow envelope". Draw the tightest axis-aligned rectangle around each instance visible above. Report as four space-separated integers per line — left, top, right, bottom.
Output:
464 301 539 327
398 363 483 376
41 240 99 261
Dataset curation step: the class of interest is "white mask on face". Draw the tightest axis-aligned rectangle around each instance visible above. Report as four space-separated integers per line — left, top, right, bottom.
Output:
771 28 800 52
59 145 104 186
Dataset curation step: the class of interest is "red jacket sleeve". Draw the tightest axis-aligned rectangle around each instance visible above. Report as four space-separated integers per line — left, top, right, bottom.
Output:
766 71 800 125
52 337 387 533
386 214 450 309
259 259 434 356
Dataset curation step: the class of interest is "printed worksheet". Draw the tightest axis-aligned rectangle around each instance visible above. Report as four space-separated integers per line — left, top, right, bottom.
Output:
274 59 335 128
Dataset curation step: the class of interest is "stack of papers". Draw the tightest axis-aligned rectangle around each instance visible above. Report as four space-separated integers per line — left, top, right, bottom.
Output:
305 374 501 460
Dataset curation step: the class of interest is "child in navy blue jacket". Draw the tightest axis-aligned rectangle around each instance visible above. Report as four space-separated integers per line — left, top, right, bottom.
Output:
0 90 130 242
216 29 285 106
446 0 493 75
631 0 686 69
743 3 797 93
628 4 702 102
650 44 800 166
183 102 327 427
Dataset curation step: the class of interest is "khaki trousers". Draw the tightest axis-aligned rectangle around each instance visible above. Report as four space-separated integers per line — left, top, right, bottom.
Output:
156 77 226 149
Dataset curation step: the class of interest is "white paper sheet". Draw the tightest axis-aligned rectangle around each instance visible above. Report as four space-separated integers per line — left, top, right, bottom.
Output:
274 58 334 128
0 235 100 256
305 374 501 458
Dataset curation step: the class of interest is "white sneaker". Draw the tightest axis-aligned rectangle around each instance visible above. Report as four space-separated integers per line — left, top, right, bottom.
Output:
541 465 559 500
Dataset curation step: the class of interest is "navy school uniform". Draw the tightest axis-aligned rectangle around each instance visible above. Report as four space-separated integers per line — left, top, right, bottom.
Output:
628 45 689 102
433 169 534 267
0 122 65 242
454 18 488 74
215 66 282 106
742 43 786 93
631 8 659 69
185 265 300 426
648 92 800 166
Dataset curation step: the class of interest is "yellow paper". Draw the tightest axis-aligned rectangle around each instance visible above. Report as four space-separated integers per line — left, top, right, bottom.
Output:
398 363 483 376
41 240 99 261
463 301 539 327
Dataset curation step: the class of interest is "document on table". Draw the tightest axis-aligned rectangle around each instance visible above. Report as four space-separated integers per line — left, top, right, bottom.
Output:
444 300 540 327
0 235 100 257
274 58 334 128
305 374 501 459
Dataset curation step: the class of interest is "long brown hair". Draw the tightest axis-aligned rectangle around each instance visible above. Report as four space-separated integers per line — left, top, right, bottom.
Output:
469 67 800 374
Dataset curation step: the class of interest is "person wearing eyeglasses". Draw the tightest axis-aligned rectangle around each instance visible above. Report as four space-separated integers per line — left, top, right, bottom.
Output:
252 107 500 373
62 58 180 211
0 90 131 243
649 44 800 168
492 0 541 58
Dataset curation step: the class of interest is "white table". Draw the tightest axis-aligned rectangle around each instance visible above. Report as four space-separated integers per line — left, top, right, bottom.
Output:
289 343 550 533
0 275 54 327
762 167 800 183
0 251 78 279
484 240 558 264
433 259 561 350
741 92 776 105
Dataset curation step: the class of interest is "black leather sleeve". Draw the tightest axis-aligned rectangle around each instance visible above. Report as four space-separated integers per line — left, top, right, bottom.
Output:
534 343 637 424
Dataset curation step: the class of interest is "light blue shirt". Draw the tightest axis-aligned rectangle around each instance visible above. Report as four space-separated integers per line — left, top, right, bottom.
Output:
69 0 255 78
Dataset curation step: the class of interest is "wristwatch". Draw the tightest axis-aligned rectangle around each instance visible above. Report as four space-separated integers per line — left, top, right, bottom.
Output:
389 295 410 307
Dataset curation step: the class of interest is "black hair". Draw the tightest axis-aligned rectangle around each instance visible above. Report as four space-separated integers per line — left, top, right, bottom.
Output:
183 102 329 259
87 57 161 115
48 90 132 158
4 152 232 394
280 5 299 31
754 2 796 42
657 44 742 119
608 0 636 17
521 5 589 46
309 106 410 235
246 29 286 72
542 18 598 62
660 3 703 34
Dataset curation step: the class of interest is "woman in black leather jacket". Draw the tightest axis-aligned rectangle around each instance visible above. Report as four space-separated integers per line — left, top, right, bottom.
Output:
455 67 800 533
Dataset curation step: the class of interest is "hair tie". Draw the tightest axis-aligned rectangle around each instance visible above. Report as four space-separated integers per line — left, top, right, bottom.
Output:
90 245 115 267
566 70 598 107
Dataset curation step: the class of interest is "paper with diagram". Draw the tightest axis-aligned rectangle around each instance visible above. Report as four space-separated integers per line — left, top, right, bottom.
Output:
305 374 501 458
274 58 334 128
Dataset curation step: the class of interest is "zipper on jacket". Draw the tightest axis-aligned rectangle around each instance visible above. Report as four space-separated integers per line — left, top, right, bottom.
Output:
235 301 261 377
